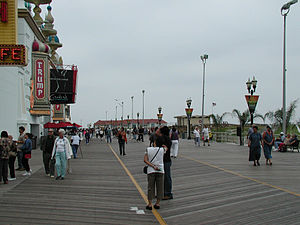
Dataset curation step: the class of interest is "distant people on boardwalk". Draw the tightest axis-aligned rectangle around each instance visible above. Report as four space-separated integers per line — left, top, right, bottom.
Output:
193 127 200 146
144 135 165 210
138 127 144 142
20 133 33 176
71 131 80 159
85 130 90 144
16 126 25 171
99 129 104 141
149 127 158 147
262 125 274 165
278 134 298 152
8 135 17 181
158 126 173 200
202 125 210 146
41 129 56 177
248 125 263 166
51 129 72 180
105 127 112 143
118 127 127 156
170 127 179 158
133 127 137 141
0 131 12 184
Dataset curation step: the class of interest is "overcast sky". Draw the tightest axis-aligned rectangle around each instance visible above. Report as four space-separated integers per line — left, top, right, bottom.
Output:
42 0 299 126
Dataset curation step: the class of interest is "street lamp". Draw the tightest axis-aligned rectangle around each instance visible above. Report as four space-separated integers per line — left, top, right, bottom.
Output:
137 112 140 127
245 77 259 125
131 96 134 128
281 0 298 134
142 90 145 128
200 54 208 133
185 98 193 139
157 106 163 126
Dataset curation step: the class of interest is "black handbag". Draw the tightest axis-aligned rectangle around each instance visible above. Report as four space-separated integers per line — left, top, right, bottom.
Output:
143 148 161 174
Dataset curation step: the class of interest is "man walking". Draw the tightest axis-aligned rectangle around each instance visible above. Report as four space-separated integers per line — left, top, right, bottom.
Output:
41 129 56 177
71 131 80 159
16 126 25 171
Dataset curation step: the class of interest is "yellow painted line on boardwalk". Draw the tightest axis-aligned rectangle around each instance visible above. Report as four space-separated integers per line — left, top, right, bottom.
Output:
108 144 167 225
182 155 300 197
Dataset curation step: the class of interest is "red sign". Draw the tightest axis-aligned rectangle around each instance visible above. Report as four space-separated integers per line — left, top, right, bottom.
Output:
35 59 45 99
0 45 27 66
0 1 8 23
55 104 61 111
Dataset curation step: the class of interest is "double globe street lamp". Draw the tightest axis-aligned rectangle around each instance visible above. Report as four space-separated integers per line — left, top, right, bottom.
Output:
185 98 193 139
245 77 259 125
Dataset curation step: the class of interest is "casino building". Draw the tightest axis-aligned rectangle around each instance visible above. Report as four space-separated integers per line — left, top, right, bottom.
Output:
0 0 77 141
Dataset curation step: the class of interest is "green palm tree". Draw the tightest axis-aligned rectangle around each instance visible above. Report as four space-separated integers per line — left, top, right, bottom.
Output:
210 113 229 142
266 99 298 132
232 109 250 145
210 113 228 131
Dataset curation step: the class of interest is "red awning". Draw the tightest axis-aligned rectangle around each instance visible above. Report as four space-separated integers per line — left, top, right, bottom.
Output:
44 122 82 129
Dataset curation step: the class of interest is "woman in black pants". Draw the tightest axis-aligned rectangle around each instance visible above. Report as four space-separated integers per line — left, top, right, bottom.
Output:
8 135 17 181
20 133 32 176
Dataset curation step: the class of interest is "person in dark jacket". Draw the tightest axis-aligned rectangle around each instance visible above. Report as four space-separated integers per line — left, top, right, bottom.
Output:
41 129 56 177
0 131 12 184
21 133 32 176
248 126 263 166
158 126 173 200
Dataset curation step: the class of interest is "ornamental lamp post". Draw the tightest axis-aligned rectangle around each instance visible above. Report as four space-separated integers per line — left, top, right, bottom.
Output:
281 0 298 134
200 54 208 133
185 98 193 139
142 90 145 128
157 106 163 126
245 77 259 125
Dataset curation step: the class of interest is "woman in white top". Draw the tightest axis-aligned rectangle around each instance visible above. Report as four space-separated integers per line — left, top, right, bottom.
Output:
144 135 165 210
193 127 200 146
51 129 72 180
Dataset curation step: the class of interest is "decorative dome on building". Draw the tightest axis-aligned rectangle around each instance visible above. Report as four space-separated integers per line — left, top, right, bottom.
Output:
32 39 50 53
48 35 60 43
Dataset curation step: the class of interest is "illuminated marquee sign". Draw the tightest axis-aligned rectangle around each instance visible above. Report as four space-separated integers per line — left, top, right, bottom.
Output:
35 59 45 99
30 52 50 116
0 1 8 22
0 44 27 66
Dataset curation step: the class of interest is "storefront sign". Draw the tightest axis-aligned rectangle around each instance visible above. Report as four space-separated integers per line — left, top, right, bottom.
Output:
0 45 27 66
53 104 64 121
35 59 45 99
50 67 78 104
30 52 50 116
0 1 8 22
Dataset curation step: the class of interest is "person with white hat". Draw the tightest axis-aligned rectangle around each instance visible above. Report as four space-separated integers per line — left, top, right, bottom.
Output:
274 132 285 150
51 129 72 180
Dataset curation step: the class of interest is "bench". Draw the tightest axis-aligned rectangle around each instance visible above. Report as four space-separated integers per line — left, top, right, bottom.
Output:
287 141 299 152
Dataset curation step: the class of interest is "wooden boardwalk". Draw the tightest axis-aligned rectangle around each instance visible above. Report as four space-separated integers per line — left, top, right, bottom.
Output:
1 137 300 224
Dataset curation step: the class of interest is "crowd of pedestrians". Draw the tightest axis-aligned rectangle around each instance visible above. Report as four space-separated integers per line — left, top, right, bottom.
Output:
0 127 32 184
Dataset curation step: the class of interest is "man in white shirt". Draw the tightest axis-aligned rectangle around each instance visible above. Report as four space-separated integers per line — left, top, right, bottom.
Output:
202 125 210 146
193 127 200 146
71 132 80 159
